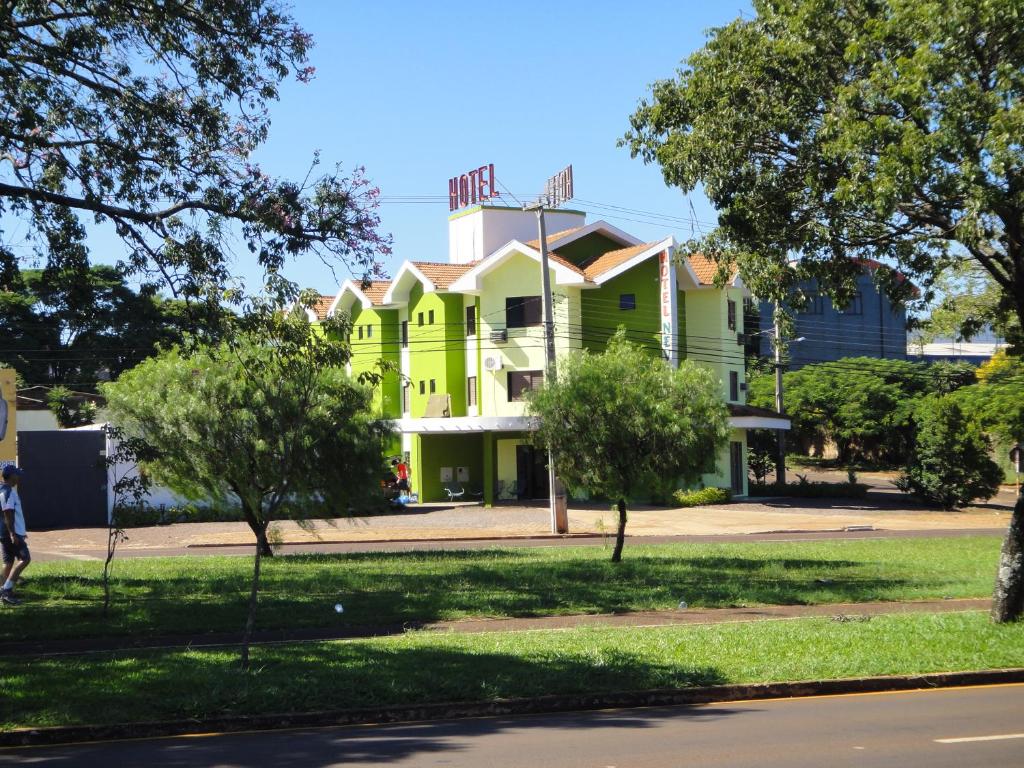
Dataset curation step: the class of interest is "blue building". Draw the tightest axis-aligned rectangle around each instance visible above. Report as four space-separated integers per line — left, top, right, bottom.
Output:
753 263 908 368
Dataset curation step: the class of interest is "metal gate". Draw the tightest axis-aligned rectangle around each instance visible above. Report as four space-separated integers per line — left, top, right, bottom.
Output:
17 430 108 530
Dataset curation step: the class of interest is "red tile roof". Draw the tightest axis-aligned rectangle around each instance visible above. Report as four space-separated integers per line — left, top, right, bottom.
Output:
687 253 739 286
525 226 585 251
312 295 334 320
360 280 391 306
582 242 661 280
411 262 476 289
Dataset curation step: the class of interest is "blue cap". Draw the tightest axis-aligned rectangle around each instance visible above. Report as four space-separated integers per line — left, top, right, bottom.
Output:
2 465 23 480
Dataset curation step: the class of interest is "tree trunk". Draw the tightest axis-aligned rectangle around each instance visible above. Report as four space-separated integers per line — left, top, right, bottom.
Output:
611 498 628 563
240 525 266 671
992 492 1024 623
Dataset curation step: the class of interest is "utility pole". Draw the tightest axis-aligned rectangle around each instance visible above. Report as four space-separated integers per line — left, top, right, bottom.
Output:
774 311 786 486
527 165 573 535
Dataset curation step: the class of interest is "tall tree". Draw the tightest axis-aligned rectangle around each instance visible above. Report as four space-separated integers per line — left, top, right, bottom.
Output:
103 302 392 668
0 263 219 391
1 1 389 308
527 332 729 563
623 0 1024 621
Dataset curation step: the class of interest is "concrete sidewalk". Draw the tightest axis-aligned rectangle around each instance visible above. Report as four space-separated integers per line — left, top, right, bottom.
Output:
27 485 1013 558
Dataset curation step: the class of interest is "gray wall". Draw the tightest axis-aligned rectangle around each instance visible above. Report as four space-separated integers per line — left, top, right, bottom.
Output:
758 273 907 368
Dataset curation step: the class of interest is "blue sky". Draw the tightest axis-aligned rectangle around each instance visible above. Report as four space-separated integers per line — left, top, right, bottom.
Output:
246 1 752 293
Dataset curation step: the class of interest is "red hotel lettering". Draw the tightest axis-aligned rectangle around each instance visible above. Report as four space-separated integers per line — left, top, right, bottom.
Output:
448 163 496 211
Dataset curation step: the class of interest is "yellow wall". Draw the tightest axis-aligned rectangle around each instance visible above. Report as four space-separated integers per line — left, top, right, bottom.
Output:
477 252 582 417
683 286 745 404
0 369 16 462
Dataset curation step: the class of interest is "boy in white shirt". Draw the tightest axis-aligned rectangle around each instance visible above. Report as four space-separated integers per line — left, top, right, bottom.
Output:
1 465 29 606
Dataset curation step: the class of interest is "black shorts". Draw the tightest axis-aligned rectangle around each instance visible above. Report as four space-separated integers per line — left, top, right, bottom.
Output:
1 533 29 565
397 478 410 492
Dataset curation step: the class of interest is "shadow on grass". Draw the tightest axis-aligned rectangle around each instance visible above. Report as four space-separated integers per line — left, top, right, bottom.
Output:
1 547 939 645
2 644 731 764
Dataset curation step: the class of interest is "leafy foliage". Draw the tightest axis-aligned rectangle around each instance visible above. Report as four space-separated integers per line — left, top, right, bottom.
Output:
0 1 389 308
895 397 1003 509
527 331 729 561
623 0 1024 351
748 357 975 464
673 486 732 507
102 306 392 666
746 428 778 485
0 264 215 393
46 385 97 428
950 352 1024 444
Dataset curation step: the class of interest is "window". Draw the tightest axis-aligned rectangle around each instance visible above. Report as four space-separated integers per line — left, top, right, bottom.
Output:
417 312 424 327
506 296 542 328
401 320 408 348
418 380 425 395
508 370 543 401
727 299 737 331
357 326 363 340
428 309 435 325
429 379 436 394
366 324 373 339
467 376 477 407
729 370 739 402
619 293 636 311
402 384 410 413
839 292 863 315
466 305 476 336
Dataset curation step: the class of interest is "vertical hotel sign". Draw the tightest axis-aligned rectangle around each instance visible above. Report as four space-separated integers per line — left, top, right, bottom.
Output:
0 368 16 462
659 249 678 367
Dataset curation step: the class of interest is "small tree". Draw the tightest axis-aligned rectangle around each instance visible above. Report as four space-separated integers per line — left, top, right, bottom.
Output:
103 303 391 668
528 332 729 562
896 397 1002 510
747 429 776 486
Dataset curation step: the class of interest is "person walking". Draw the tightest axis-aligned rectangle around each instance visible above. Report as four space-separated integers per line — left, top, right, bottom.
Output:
0 465 29 606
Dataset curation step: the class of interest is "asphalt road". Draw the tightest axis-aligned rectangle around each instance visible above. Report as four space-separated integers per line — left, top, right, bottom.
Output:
29 527 1010 562
3 684 1022 767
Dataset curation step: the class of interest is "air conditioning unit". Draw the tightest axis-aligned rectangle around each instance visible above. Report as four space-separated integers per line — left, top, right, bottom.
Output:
483 355 504 371
489 328 508 344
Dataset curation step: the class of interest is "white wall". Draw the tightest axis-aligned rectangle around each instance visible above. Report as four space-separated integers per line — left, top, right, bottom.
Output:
16 409 59 431
448 206 585 264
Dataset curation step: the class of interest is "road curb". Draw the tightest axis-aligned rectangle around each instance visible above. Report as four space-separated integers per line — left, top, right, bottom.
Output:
3 668 1023 748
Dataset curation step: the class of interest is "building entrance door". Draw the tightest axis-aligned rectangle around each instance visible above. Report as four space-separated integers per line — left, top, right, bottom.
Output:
515 445 550 500
729 441 744 495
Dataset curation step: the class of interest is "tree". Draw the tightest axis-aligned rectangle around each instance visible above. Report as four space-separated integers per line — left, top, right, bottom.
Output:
913 263 1020 348
103 304 392 668
747 429 777 485
895 396 1002 509
527 332 729 563
1 1 389 309
748 357 974 465
623 0 1024 619
0 263 223 392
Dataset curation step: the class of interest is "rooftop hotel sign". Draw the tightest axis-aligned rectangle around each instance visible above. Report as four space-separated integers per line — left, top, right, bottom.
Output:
449 164 497 211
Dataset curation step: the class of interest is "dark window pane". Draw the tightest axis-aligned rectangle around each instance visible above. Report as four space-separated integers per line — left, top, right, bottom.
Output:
429 309 435 325
508 370 544 401
466 305 476 336
619 293 636 311
417 312 424 327
467 376 477 407
429 379 436 394
729 370 739 401
728 299 737 331
419 380 425 395
401 320 408 348
506 296 542 328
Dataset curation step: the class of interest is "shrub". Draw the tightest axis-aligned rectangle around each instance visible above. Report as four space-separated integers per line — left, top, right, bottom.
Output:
895 396 1003 509
673 487 732 507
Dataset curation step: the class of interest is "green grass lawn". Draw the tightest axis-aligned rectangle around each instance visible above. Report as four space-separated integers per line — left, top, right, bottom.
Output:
2 537 1002 643
2 612 1021 730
